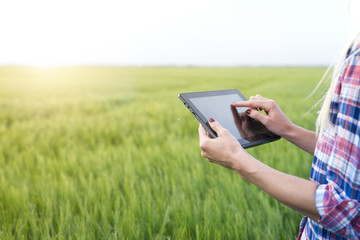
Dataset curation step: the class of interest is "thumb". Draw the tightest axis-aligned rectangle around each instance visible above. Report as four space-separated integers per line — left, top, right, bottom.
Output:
246 109 268 125
208 118 226 136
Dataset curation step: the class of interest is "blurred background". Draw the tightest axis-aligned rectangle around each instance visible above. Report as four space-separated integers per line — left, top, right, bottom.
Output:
0 0 357 67
0 0 359 239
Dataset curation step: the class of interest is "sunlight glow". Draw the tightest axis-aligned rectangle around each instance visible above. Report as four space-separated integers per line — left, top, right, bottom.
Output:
0 0 354 66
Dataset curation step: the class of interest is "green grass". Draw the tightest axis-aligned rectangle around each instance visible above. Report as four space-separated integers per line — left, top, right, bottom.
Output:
0 66 324 239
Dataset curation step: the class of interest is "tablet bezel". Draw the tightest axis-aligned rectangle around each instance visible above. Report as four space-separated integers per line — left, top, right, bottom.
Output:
178 89 280 149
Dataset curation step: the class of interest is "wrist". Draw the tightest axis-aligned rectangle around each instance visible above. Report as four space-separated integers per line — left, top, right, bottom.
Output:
280 123 299 141
231 150 260 181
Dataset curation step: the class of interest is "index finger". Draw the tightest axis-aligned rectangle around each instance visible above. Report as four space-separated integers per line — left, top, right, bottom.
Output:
232 100 268 109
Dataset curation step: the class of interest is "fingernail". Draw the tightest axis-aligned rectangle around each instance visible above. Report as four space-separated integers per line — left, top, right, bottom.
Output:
246 109 251 115
209 118 215 123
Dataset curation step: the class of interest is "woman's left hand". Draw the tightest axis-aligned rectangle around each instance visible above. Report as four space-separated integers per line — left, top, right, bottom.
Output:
198 118 249 171
199 119 321 221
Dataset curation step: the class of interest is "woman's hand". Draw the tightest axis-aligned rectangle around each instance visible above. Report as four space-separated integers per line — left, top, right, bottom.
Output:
198 117 320 221
233 94 317 154
232 95 294 138
198 118 251 172
231 105 269 141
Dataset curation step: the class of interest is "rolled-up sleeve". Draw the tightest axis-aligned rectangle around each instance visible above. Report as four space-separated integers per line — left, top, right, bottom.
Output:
316 183 360 237
315 49 360 238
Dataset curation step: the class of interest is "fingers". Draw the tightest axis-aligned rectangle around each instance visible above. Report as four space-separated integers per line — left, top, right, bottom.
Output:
232 100 269 109
199 124 210 157
255 94 267 100
231 105 242 128
207 118 227 136
251 95 267 111
249 94 267 101
246 108 268 125
246 97 259 112
230 105 239 118
199 118 226 149
198 124 209 141
233 94 270 109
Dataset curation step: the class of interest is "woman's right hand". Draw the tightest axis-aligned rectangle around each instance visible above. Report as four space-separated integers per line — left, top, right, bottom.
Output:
232 95 294 138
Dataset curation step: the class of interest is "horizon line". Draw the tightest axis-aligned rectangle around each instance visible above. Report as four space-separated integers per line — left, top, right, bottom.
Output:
0 64 329 68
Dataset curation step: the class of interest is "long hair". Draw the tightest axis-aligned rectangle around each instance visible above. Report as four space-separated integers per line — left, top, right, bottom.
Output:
312 0 360 135
314 33 359 135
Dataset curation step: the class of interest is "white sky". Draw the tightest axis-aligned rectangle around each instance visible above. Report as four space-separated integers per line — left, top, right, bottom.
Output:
0 0 358 66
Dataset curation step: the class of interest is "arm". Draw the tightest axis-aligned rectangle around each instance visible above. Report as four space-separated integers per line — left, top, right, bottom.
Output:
199 120 320 221
232 95 317 154
282 124 317 155
234 154 320 220
199 116 360 238
200 46 360 237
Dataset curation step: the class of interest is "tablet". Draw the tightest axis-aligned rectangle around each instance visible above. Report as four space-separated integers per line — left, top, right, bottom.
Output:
178 89 280 149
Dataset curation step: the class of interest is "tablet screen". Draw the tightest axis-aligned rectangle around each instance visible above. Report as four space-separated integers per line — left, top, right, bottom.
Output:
190 94 247 140
185 91 278 147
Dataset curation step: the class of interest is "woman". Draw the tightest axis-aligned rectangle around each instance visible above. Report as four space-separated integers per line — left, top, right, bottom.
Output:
198 34 360 239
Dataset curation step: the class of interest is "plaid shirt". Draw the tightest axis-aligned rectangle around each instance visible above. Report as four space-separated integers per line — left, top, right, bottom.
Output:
298 37 360 240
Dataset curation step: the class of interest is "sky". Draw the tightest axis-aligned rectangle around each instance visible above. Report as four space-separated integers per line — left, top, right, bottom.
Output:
0 0 358 66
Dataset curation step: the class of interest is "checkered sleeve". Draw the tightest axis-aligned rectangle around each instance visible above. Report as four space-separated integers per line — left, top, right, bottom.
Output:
316 184 360 237
315 49 360 238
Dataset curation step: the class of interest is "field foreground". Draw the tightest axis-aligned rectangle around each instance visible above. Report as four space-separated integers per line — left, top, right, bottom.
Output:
0 67 324 239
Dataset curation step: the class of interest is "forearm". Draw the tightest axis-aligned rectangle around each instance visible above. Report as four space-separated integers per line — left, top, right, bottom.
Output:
234 154 320 220
282 124 317 155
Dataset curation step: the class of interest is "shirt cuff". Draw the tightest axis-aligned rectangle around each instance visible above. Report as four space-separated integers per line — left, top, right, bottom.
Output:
315 183 360 234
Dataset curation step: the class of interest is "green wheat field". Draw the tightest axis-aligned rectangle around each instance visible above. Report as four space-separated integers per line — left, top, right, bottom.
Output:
0 67 325 239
